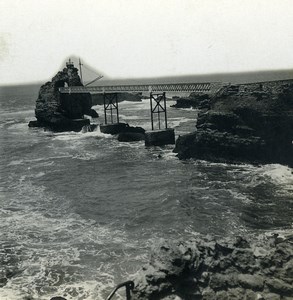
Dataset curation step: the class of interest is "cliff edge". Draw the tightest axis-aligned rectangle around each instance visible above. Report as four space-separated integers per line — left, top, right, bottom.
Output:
174 80 293 167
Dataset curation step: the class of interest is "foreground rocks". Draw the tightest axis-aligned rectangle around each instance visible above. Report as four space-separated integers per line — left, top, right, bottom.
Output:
28 60 98 132
132 233 293 299
174 80 293 167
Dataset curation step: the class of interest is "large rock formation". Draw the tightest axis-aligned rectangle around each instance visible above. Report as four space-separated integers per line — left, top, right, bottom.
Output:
29 60 98 131
132 233 293 299
174 80 293 166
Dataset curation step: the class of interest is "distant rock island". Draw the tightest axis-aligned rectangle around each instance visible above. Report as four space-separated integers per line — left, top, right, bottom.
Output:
174 79 293 167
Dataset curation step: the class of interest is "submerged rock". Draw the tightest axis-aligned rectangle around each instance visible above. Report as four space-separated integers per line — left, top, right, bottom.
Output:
29 60 97 132
174 80 293 166
132 233 293 299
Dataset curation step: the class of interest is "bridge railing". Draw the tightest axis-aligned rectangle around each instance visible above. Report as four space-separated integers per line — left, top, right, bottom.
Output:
59 82 222 94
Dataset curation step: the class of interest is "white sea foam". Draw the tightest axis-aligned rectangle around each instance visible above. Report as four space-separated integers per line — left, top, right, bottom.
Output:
228 190 253 204
8 159 24 166
7 122 28 131
260 164 293 185
0 109 34 117
52 126 113 141
0 204 135 300
118 114 141 121
161 150 178 161
177 107 198 111
121 99 150 111
168 117 195 128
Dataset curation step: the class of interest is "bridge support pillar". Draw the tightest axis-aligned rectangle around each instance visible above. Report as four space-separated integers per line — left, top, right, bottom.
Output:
150 92 167 130
145 92 175 146
101 93 127 134
103 93 119 124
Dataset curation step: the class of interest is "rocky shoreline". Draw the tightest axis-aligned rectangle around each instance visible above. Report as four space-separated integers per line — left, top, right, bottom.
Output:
173 80 293 167
132 232 293 300
25 68 293 299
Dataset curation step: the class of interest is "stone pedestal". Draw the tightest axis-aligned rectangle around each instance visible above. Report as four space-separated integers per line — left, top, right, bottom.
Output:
145 128 175 146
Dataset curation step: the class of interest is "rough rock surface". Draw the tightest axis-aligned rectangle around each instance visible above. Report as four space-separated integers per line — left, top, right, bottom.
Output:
29 62 98 131
132 233 293 300
171 93 211 110
174 80 293 166
118 126 146 142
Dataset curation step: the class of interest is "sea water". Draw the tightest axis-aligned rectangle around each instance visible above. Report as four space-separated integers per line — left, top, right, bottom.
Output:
0 85 292 299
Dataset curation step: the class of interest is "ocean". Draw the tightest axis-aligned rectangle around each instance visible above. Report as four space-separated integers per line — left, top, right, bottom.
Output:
0 84 292 299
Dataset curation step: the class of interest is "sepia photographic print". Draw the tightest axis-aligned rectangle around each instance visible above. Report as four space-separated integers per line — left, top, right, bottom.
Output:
0 1 293 299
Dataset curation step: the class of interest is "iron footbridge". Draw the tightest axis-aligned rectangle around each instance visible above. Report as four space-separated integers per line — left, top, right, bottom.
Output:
58 81 224 131
59 82 221 94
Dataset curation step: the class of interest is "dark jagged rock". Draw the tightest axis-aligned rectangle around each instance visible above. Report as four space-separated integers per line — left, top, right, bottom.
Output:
85 109 99 118
29 60 95 132
171 93 211 109
145 129 175 146
100 122 145 138
118 126 145 142
174 80 293 166
118 132 145 142
132 233 293 299
100 123 129 135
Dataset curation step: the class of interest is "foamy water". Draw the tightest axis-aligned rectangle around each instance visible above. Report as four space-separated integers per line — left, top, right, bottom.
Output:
0 85 292 299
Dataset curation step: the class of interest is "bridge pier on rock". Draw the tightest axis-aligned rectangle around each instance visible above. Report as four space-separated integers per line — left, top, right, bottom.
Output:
100 92 127 134
145 92 175 146
100 92 146 140
58 81 217 141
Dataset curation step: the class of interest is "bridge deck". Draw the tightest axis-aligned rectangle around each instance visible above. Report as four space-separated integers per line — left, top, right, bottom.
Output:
59 82 222 94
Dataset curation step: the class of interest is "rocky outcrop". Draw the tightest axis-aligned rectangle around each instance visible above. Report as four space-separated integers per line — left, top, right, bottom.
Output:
171 93 211 109
100 122 145 136
118 126 145 142
132 233 293 299
29 60 98 131
174 80 293 166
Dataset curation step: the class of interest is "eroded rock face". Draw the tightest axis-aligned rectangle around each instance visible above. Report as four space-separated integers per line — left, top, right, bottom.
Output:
174 80 293 166
171 93 211 109
132 234 293 299
29 62 97 131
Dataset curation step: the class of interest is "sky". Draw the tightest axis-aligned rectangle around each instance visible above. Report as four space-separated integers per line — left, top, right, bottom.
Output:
1 0 293 85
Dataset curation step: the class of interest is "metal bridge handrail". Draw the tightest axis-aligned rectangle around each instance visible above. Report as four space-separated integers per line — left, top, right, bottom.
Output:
106 280 134 300
58 82 223 94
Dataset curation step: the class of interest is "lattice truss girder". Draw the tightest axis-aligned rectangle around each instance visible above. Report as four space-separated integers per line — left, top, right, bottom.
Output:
59 82 215 94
